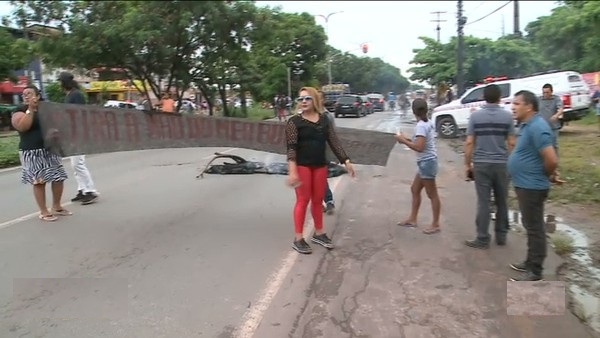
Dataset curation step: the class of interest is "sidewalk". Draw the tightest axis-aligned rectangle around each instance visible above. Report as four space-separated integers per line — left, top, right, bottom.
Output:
253 141 596 338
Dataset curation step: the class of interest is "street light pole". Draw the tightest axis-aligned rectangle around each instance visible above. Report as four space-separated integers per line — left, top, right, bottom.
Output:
315 11 343 85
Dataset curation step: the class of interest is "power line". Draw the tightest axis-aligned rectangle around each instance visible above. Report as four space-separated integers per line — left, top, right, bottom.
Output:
466 1 511 26
471 1 487 12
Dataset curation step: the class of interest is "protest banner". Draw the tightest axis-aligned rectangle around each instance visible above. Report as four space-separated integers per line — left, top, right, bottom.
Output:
37 102 397 166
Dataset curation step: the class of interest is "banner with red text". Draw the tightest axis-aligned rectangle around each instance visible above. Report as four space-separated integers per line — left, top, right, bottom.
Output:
37 102 397 166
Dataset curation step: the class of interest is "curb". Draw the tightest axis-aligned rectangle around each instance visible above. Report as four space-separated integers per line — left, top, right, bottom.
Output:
0 165 21 173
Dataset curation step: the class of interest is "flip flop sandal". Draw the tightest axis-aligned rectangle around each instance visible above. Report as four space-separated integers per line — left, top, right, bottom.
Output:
52 209 73 216
39 214 58 222
397 221 417 228
423 227 441 235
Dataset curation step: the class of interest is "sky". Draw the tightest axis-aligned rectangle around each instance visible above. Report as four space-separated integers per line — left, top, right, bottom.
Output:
0 1 559 82
255 1 558 80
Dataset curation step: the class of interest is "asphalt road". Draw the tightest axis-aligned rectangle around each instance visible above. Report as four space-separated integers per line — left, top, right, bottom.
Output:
0 110 407 337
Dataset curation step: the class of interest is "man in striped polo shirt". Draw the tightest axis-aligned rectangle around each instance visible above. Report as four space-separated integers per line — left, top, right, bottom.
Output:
463 84 516 249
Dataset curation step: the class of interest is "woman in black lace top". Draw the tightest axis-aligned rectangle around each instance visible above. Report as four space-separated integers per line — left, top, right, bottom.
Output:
285 86 356 254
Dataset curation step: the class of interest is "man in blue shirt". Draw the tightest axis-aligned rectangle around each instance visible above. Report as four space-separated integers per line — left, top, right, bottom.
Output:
464 84 516 249
507 90 559 281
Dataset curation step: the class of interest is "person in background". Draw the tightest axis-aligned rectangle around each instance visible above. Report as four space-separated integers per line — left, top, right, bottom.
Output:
286 86 356 254
277 94 288 122
463 84 516 249
138 92 153 111
395 98 441 235
11 85 71 221
319 90 336 215
592 89 600 135
507 90 559 281
59 72 99 205
273 95 279 118
538 83 565 183
161 93 175 113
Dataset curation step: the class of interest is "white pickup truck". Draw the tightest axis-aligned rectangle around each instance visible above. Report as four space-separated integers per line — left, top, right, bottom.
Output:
431 71 592 138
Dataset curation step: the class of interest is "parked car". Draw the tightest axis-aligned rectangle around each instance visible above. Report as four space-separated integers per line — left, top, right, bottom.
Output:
366 93 385 111
334 95 367 118
360 95 374 114
104 100 140 109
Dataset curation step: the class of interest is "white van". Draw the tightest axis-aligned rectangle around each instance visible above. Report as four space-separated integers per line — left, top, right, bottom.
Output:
431 71 591 138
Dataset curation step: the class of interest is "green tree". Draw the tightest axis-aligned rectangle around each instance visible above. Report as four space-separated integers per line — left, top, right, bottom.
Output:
10 1 205 103
0 27 33 82
244 7 328 103
315 46 409 94
44 81 89 103
409 35 547 87
189 1 262 117
44 81 64 102
525 0 600 72
408 37 455 86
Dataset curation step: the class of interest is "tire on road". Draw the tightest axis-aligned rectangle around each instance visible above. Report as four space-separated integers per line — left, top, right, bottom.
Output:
436 116 458 138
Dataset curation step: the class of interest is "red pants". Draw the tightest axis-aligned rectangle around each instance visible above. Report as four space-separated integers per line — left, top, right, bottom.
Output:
294 165 328 234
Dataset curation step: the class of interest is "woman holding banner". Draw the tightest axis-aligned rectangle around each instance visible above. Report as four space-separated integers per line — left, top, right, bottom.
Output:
11 85 71 221
285 86 356 254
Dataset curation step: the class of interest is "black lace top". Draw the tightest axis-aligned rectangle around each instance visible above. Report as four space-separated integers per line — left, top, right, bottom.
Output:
285 113 349 166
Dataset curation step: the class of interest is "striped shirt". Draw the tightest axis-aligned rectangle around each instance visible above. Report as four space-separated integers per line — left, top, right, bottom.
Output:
466 104 515 164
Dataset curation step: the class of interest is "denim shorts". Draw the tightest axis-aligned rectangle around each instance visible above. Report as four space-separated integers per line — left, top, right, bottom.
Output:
417 158 438 179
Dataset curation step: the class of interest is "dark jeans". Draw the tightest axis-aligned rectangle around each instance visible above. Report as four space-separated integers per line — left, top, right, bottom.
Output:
473 162 509 242
515 187 549 276
324 180 333 204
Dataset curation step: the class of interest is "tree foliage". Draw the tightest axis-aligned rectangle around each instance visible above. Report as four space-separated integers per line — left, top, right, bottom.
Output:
7 0 409 116
408 0 600 87
0 27 33 82
408 35 547 87
525 0 600 72
43 81 64 102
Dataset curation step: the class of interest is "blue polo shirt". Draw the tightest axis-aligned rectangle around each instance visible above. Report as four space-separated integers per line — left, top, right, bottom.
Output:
507 113 554 190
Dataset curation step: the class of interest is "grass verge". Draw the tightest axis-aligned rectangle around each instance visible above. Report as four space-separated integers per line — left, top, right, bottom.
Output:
0 133 19 169
228 106 275 121
549 113 600 207
549 231 575 256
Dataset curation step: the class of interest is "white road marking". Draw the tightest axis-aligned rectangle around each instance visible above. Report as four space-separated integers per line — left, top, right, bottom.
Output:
0 148 239 230
233 176 343 338
0 202 74 230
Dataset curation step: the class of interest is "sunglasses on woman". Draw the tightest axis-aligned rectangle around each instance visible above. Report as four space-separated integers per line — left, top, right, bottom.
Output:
296 95 313 102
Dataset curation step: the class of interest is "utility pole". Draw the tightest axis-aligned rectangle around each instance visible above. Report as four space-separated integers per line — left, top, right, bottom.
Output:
513 0 521 37
430 11 447 43
456 0 467 96
501 14 505 36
